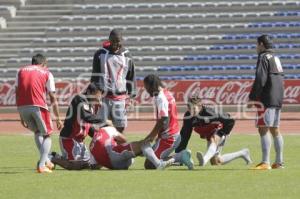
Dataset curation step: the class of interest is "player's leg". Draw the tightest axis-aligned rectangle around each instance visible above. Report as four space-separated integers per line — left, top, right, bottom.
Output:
217 148 252 165
142 139 175 170
172 135 194 170
269 108 284 169
32 107 54 173
197 135 219 166
111 99 127 133
97 97 110 127
110 143 137 170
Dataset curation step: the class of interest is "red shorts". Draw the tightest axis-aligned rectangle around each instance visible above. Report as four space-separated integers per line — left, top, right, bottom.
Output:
59 137 89 161
153 134 180 159
112 143 132 154
39 108 53 135
194 123 223 141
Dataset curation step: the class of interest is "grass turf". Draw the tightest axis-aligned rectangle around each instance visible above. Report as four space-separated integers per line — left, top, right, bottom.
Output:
0 133 300 199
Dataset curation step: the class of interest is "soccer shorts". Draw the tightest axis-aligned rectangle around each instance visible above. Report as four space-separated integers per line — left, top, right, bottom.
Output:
107 143 135 169
194 123 223 141
152 133 181 159
98 97 127 128
18 106 53 136
256 107 281 128
59 136 90 161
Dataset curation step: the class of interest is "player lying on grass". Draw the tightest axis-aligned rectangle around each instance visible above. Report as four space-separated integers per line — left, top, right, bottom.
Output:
142 74 194 170
175 95 252 167
51 83 109 170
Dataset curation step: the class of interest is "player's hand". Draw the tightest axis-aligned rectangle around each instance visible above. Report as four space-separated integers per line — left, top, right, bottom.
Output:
20 118 28 128
125 98 135 112
56 120 63 130
105 120 113 126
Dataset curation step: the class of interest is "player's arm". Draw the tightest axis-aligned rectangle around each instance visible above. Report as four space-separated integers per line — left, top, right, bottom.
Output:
91 50 102 83
248 57 268 107
175 111 193 153
125 57 136 99
114 132 127 144
47 73 63 130
144 116 168 142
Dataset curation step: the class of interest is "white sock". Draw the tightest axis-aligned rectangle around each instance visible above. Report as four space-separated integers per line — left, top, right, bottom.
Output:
34 133 43 154
219 149 249 165
38 136 52 168
273 135 284 164
141 143 160 168
203 142 217 165
261 133 271 164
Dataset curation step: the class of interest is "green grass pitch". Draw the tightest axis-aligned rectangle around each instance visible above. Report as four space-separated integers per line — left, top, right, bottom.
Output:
0 133 300 199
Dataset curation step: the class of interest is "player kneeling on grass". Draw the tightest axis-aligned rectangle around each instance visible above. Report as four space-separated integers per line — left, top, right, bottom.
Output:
175 95 252 167
51 83 108 170
141 74 194 170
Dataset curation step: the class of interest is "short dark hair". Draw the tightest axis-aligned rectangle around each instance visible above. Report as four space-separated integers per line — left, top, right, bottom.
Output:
144 74 164 91
109 28 123 41
257 34 273 49
85 82 104 94
32 53 46 65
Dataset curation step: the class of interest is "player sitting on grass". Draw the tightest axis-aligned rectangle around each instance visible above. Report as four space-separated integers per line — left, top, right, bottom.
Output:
141 74 194 170
175 95 252 167
51 83 108 170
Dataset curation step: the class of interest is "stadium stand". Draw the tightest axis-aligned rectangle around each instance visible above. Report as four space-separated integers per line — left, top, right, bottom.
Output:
0 0 299 80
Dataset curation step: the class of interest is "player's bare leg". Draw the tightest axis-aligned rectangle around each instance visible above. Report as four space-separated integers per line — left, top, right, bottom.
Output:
197 136 219 166
270 127 284 169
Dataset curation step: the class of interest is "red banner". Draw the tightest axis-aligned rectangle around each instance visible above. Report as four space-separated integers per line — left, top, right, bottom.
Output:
1 80 300 106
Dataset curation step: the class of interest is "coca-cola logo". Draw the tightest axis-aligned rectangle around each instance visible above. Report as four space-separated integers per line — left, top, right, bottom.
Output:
1 80 300 106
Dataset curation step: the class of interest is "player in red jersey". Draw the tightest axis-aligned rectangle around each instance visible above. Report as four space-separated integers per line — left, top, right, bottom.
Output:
16 54 63 173
141 74 194 170
89 126 144 170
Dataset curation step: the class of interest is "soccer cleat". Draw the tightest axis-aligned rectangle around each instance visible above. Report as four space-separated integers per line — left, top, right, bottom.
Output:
253 162 271 170
181 149 194 170
196 151 205 166
37 166 53 173
271 163 284 169
157 158 175 170
242 148 253 165
46 161 55 170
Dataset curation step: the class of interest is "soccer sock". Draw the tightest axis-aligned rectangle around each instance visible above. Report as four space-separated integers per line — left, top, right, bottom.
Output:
34 133 43 154
273 135 284 164
203 142 217 165
219 149 248 165
173 152 182 163
141 143 161 168
260 133 271 164
38 136 52 168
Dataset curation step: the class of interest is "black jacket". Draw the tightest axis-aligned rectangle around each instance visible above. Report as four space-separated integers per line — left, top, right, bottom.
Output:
175 106 235 153
249 49 284 108
60 94 103 140
91 43 136 98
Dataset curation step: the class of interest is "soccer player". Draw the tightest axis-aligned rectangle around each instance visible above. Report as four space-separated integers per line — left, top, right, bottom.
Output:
51 83 107 170
175 95 252 167
88 126 144 170
91 28 136 133
141 74 194 170
247 34 284 170
16 54 63 173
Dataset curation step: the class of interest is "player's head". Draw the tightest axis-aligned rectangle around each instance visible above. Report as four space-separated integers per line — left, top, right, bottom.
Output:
32 53 47 67
84 83 104 105
143 74 164 97
256 34 273 54
187 94 202 116
109 28 123 53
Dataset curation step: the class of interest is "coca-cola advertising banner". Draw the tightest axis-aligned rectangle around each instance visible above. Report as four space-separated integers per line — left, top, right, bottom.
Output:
1 80 300 106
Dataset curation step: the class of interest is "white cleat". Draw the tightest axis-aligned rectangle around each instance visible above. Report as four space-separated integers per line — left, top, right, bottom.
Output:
243 148 253 165
157 158 175 170
196 151 205 166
